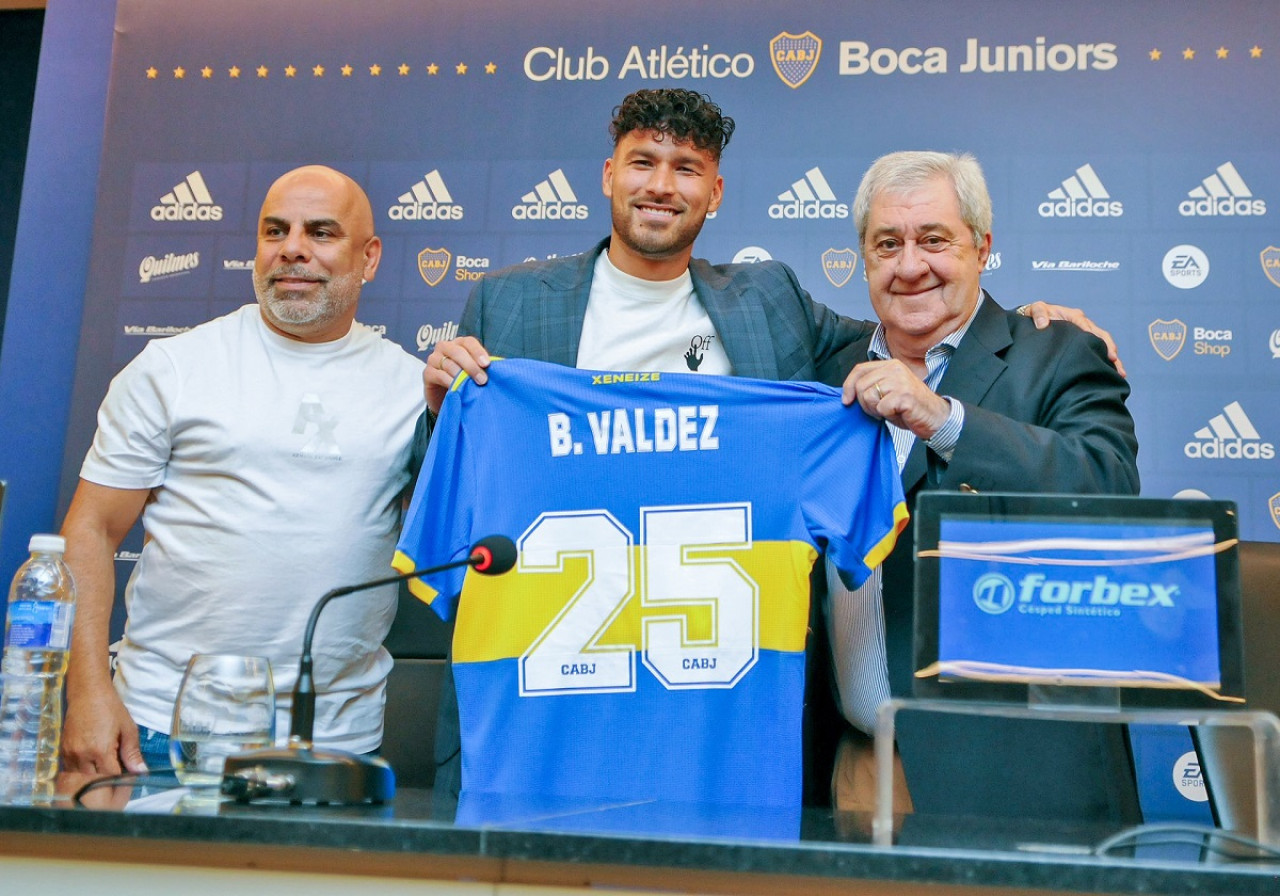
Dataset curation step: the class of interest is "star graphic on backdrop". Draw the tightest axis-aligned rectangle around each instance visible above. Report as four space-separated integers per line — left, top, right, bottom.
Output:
369 63 382 76
341 64 353 77
313 64 325 77
1251 45 1263 58
1149 48 1162 61
1217 47 1229 59
1182 47 1195 60
456 62 468 74
285 64 297 77
427 63 439 75
398 63 410 75
145 66 157 79
257 65 269 78
173 66 186 79
485 62 497 74
201 66 213 79
229 65 241 78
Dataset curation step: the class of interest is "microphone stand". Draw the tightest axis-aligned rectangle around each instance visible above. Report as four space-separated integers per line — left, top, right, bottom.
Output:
221 541 512 805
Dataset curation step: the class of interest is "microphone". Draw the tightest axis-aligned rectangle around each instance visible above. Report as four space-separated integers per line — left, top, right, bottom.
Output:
221 535 516 804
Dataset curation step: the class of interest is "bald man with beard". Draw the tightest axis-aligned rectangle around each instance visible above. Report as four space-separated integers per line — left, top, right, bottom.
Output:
60 165 425 776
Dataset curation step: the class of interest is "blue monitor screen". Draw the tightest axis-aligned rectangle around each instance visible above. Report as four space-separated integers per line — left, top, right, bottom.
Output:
935 518 1223 695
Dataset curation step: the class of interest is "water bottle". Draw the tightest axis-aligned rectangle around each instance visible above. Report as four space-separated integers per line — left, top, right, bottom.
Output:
0 534 77 805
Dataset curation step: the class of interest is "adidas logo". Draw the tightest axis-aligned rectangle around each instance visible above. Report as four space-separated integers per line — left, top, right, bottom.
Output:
769 167 849 220
1037 164 1122 217
389 170 463 221
1184 401 1275 460
512 169 589 221
1179 162 1266 216
150 171 223 222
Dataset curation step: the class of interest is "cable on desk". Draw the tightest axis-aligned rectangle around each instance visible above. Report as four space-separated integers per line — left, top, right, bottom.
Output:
72 768 186 806
1093 822 1280 863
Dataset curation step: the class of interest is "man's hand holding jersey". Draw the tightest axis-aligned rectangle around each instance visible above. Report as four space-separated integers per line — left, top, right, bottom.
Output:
424 337 492 414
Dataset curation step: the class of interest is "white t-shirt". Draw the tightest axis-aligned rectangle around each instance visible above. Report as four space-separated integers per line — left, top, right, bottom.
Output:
576 251 732 375
80 305 425 752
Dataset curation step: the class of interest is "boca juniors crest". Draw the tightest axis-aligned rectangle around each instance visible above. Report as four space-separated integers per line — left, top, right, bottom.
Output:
1262 247 1280 289
418 247 452 287
821 248 858 288
770 31 822 88
1149 319 1187 361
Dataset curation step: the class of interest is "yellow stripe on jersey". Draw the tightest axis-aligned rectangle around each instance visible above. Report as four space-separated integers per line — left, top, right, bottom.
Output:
865 499 910 571
451 540 817 665
392 548 441 604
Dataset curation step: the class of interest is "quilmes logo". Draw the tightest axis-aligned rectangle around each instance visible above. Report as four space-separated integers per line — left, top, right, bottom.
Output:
770 31 822 88
416 320 459 352
1185 401 1275 460
973 572 1177 616
512 169 589 221
822 248 858 287
1179 162 1266 217
138 251 199 284
1261 246 1280 288
417 247 451 287
389 170 463 221
1270 329 1280 359
1162 244 1210 289
1038 164 1122 218
770 167 849 220
1149 319 1187 361
151 171 223 222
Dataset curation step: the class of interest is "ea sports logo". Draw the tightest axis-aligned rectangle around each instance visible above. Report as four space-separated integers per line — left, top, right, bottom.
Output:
1162 245 1209 289
733 246 772 264
972 573 1016 615
1173 751 1208 803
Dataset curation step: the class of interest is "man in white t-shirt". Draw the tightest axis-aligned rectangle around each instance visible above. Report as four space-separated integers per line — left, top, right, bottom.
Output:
60 165 425 777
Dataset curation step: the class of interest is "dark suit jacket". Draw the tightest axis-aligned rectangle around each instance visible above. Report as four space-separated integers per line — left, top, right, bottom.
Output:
818 293 1141 823
459 236 866 378
817 292 1139 695
420 238 873 810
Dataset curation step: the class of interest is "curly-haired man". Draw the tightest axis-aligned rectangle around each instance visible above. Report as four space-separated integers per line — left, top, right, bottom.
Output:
412 88 1115 815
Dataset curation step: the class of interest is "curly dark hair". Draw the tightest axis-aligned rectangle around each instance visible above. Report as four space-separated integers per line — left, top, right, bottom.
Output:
609 88 735 161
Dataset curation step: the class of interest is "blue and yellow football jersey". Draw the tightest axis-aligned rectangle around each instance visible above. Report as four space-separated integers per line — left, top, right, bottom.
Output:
395 358 906 820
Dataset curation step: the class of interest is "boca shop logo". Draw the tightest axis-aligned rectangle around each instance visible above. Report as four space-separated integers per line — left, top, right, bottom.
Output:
770 31 822 88
821 248 857 287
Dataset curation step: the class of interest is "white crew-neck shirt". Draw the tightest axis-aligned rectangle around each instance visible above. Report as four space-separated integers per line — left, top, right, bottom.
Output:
576 250 732 375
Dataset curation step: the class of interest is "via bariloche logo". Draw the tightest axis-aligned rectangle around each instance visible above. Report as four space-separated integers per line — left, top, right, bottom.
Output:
770 31 822 88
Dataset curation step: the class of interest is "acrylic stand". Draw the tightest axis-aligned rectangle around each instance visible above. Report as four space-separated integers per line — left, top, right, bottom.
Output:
871 696 1280 849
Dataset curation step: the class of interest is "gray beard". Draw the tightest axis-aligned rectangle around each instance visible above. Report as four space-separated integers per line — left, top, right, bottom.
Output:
253 269 360 329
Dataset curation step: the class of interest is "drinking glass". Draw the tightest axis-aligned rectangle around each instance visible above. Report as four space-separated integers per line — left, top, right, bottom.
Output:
169 653 275 788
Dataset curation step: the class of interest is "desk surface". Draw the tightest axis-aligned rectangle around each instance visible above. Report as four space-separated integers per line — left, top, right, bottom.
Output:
1 781 1278 896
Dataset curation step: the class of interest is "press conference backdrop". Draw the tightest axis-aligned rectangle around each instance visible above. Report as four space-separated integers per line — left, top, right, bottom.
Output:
57 0 1280 549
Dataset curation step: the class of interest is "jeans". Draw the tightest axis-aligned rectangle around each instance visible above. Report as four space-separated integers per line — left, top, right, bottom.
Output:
136 724 172 773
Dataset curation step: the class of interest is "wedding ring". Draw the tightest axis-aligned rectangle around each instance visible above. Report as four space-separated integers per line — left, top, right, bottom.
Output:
874 382 884 400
